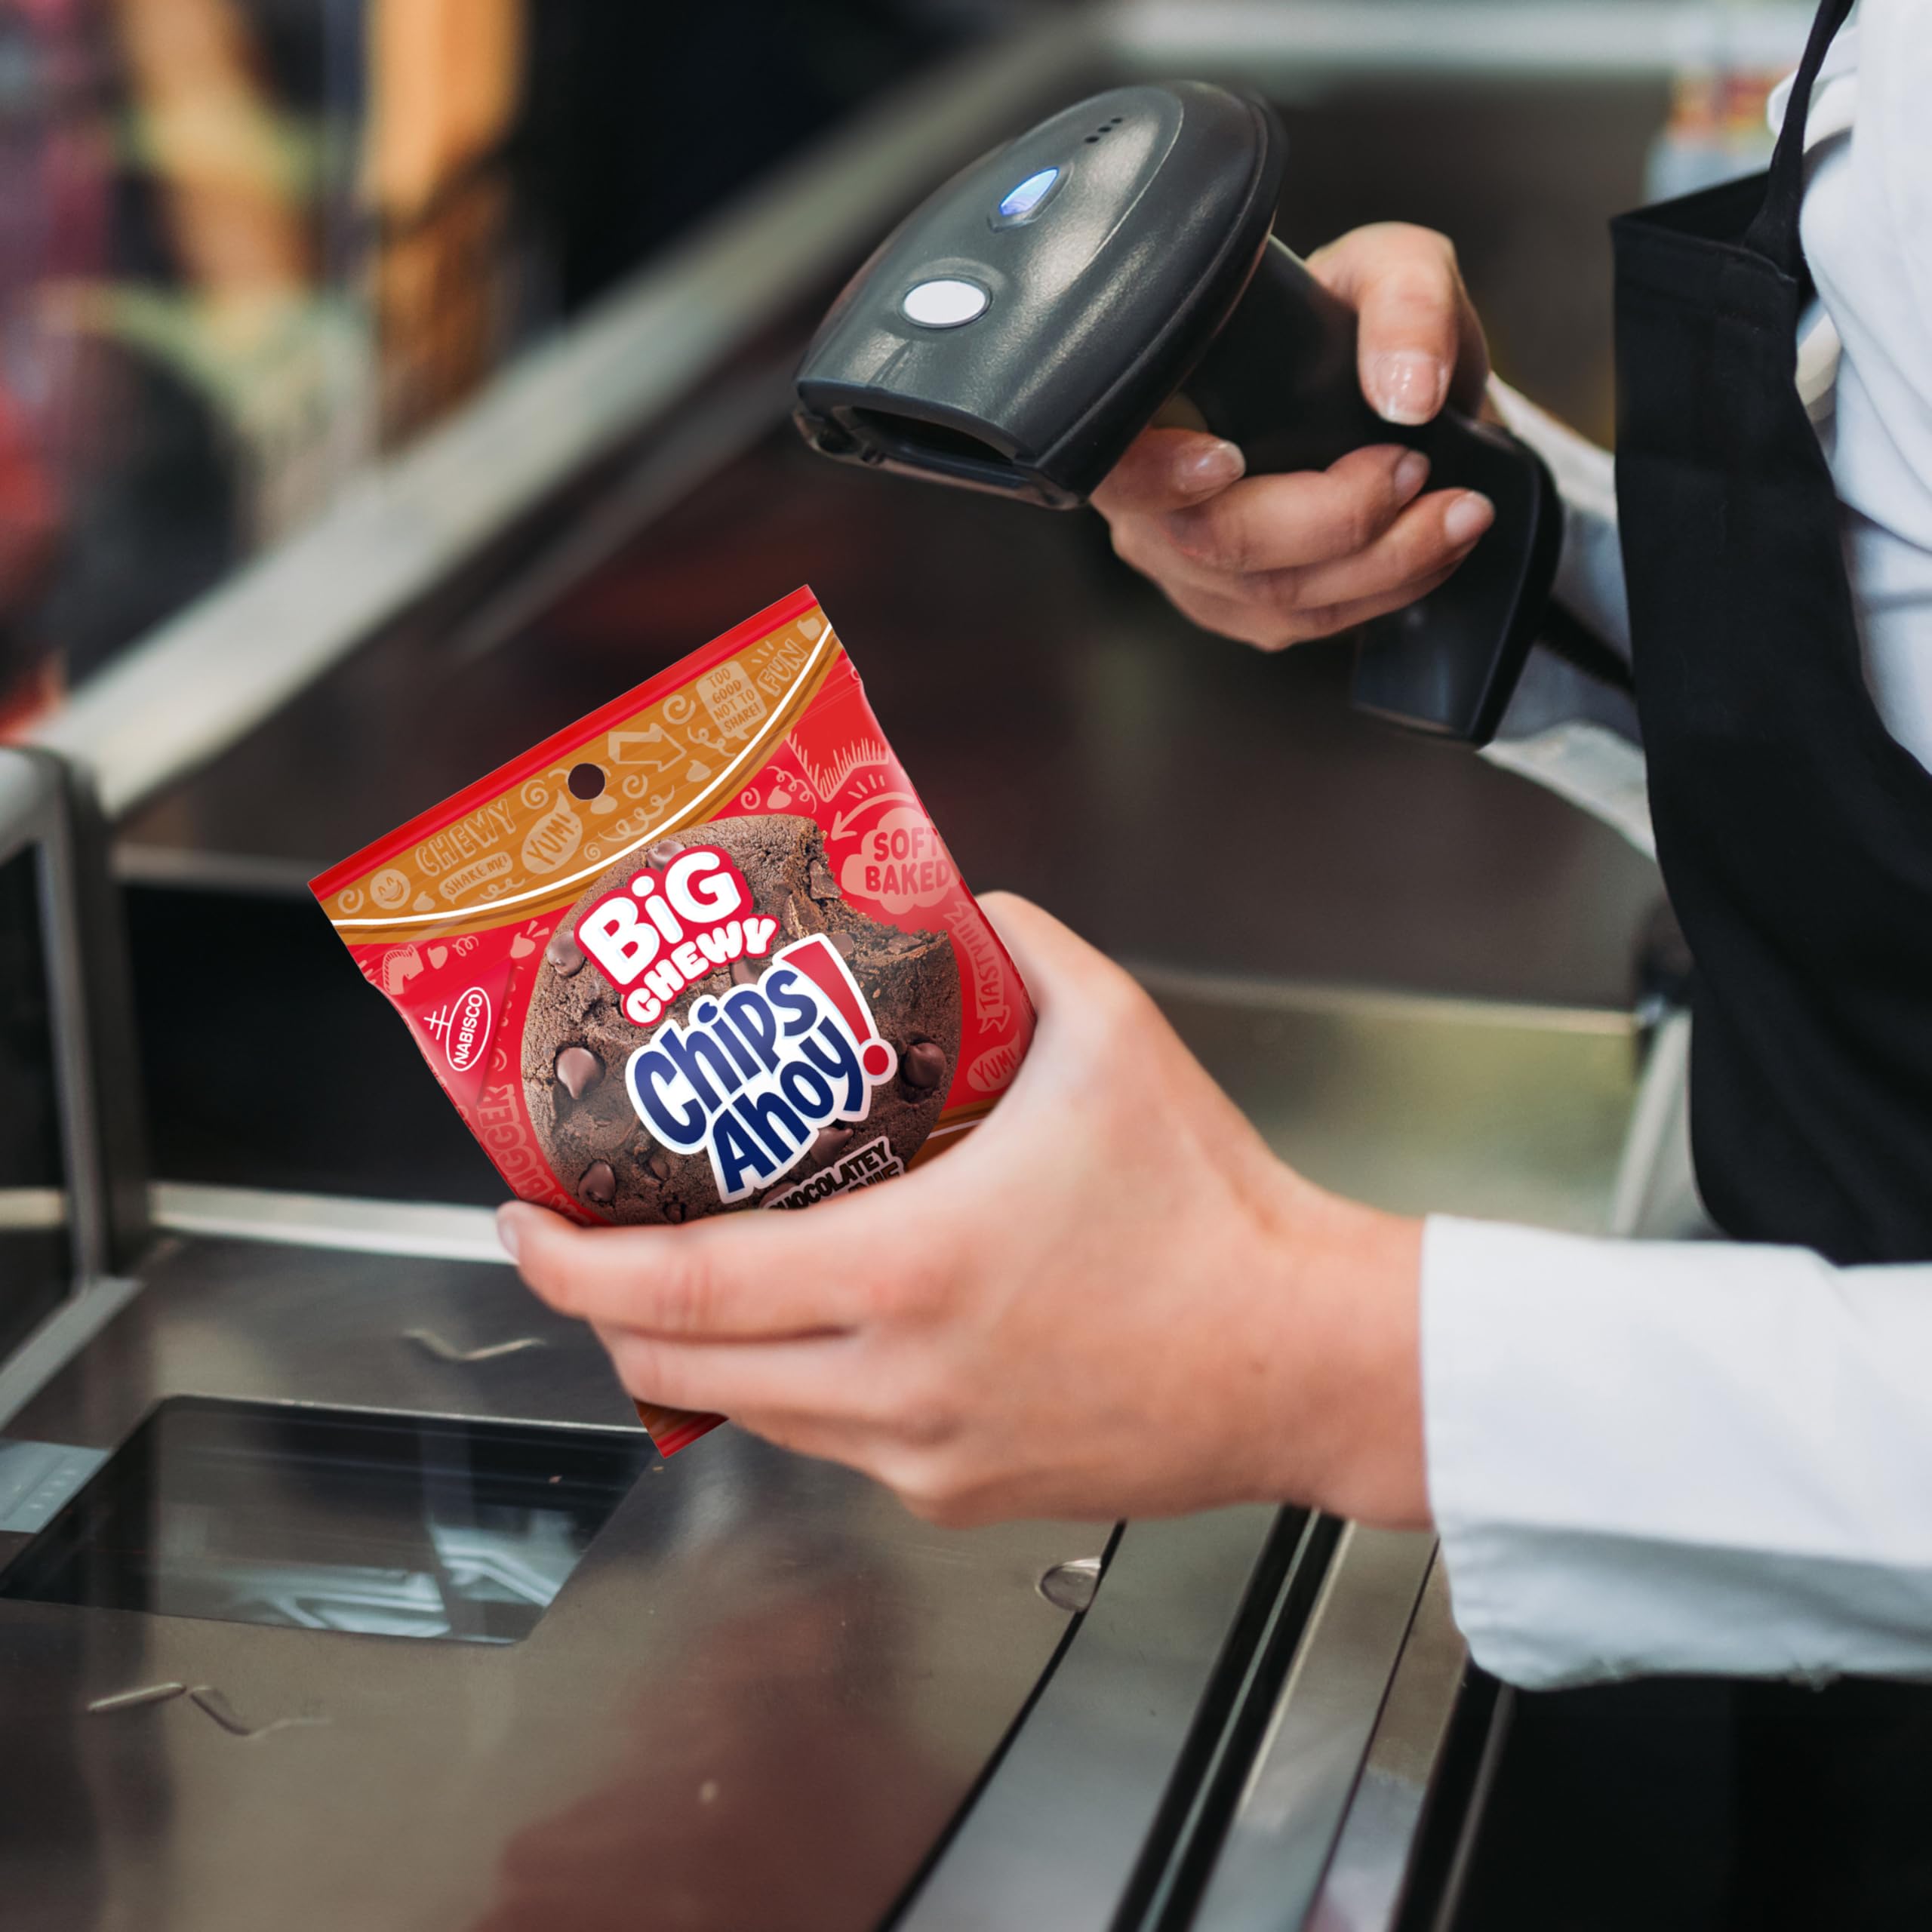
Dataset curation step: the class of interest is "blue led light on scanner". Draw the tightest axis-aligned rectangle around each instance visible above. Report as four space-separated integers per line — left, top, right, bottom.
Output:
998 168 1060 220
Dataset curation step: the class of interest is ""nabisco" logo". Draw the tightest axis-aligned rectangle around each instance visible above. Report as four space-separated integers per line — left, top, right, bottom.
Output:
432 984 493 1074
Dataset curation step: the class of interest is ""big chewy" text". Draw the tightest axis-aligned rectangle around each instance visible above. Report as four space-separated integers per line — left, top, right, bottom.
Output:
575 845 780 1027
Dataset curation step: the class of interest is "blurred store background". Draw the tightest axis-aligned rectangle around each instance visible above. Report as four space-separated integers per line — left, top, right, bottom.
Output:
0 0 1801 715
0 0 1026 720
0 0 1814 1014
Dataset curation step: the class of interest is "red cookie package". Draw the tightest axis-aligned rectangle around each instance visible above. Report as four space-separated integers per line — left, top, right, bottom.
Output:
312 587 1035 1453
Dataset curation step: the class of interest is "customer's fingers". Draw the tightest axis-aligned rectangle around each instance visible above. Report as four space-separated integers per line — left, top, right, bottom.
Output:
593 1323 875 1422
500 1184 940 1342
972 888 1114 1004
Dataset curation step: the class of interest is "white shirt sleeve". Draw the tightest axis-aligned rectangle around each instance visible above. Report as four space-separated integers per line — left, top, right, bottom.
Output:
1476 381 1657 857
1485 377 1631 665
1423 0 1932 1689
1424 1219 1932 1689
1781 5 1932 777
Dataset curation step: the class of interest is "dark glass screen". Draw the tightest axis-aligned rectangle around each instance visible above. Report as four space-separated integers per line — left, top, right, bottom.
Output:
0 1398 651 1644
0 846 71 1356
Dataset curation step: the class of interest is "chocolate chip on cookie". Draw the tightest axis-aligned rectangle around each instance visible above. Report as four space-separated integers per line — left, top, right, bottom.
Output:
902 1040 947 1091
555 1045 602 1100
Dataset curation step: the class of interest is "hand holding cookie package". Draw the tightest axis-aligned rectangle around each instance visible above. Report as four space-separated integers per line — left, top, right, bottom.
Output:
311 586 1035 1454
500 891 1431 1531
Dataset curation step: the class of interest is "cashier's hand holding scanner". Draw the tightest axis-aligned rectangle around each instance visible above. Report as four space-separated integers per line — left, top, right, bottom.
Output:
509 0 1932 1694
1092 222 1500 650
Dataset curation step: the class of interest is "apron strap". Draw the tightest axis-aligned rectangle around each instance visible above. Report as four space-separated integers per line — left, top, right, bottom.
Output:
1742 0 1857 273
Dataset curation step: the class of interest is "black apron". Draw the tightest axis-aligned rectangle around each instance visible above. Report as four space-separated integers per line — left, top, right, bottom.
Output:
1615 0 1932 1266
1586 2 1932 1921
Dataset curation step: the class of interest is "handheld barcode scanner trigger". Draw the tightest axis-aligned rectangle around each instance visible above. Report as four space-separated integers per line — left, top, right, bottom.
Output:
794 82 1561 744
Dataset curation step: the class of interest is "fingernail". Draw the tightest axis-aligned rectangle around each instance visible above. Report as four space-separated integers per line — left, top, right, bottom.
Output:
497 1202 528 1263
1370 351 1448 426
1175 438 1244 494
1443 491 1495 546
1393 449 1430 500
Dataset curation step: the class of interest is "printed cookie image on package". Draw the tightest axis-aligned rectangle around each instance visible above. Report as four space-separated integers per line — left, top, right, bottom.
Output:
312 587 1035 1454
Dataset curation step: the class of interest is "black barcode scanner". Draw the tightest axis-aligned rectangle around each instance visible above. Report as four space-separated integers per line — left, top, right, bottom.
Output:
794 82 1560 743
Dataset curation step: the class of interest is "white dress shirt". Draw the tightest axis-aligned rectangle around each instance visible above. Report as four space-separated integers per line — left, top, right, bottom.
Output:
1424 0 1932 1689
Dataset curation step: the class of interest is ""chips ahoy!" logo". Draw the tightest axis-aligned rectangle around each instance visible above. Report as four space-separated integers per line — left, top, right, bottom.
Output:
623 934 897 1203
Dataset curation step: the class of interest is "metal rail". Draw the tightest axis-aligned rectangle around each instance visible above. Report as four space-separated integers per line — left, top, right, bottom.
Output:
1306 1555 1472 1930
1112 0 1813 83
1185 1527 1439 1931
149 1182 510 1265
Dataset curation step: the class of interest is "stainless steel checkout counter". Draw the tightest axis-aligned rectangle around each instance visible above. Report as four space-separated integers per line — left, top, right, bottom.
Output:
4 5 1794 1925
0 740 1523 1931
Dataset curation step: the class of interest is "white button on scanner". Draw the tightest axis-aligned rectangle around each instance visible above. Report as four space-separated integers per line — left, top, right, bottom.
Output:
901 278 989 329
